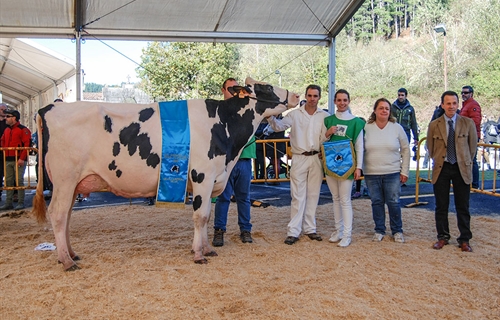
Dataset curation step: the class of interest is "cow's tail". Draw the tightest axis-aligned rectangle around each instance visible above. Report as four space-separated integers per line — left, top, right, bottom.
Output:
32 113 47 224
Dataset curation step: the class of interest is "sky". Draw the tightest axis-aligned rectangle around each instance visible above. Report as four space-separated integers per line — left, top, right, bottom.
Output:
30 39 149 85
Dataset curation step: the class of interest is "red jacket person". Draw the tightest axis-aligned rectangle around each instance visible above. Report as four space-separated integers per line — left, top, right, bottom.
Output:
0 109 32 210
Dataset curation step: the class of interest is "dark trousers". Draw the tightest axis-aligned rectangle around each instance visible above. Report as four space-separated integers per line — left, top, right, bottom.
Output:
472 150 479 188
433 162 472 243
0 159 3 195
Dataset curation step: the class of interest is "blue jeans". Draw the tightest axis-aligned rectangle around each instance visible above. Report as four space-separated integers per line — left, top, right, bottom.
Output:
364 172 403 235
214 159 252 232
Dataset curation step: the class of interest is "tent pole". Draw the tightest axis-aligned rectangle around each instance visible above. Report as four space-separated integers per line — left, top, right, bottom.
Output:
327 37 336 114
75 32 82 101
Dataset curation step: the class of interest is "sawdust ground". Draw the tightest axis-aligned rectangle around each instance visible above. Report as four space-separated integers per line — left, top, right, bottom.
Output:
1 200 499 319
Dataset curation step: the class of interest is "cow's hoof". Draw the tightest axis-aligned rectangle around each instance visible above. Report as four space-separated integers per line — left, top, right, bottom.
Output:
194 258 208 264
64 264 81 272
57 255 81 264
204 251 218 257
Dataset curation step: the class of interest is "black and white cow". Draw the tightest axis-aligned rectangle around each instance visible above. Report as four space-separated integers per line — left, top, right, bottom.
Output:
32 78 299 271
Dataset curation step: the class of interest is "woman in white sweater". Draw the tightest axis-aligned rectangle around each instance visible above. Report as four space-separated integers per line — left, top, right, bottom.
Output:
363 98 410 243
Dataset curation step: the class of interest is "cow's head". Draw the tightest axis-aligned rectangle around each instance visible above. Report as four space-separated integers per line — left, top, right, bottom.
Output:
244 77 299 117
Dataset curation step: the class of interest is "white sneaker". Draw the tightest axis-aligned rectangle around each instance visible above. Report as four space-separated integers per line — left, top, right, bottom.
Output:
372 233 384 242
328 232 342 243
338 237 351 247
394 232 405 243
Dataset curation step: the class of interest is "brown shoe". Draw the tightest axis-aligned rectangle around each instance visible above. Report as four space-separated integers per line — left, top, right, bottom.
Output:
433 239 449 250
459 242 473 252
306 233 323 241
240 231 253 243
212 229 225 247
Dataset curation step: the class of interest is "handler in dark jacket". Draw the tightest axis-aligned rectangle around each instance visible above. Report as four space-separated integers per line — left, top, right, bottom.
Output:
0 109 31 210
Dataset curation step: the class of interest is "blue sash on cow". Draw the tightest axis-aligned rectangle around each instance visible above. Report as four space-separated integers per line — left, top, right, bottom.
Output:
321 139 356 179
156 101 190 208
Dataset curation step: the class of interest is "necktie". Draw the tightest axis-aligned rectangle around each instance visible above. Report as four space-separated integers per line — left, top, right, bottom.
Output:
447 120 456 164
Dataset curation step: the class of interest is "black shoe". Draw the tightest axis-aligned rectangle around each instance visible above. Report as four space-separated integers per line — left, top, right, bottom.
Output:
306 233 323 241
212 229 225 247
0 204 14 210
240 231 253 243
284 236 299 245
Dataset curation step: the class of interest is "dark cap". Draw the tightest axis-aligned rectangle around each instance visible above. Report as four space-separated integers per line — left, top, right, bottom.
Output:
4 108 20 121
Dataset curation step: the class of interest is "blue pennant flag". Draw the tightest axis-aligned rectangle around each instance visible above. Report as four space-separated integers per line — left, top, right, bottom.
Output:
321 140 356 179
156 101 190 208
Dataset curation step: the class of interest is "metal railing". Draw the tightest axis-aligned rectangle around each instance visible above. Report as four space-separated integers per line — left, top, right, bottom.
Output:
0 147 38 191
405 138 499 207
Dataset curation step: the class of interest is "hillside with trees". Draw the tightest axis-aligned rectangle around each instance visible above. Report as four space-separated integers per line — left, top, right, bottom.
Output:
136 0 500 133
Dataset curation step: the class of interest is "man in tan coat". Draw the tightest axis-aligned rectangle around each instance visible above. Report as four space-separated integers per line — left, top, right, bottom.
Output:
427 91 477 252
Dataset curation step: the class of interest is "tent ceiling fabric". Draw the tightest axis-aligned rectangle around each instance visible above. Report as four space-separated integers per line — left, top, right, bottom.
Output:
0 0 365 107
0 38 76 107
0 0 364 45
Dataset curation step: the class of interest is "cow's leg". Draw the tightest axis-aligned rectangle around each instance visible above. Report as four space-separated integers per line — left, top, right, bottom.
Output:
49 186 80 271
64 194 80 261
191 190 217 263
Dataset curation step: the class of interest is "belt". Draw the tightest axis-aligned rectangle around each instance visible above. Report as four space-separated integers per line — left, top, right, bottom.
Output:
302 151 319 156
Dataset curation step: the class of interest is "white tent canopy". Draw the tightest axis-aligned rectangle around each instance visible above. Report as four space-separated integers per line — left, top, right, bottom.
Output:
0 0 364 45
0 38 76 108
0 0 365 110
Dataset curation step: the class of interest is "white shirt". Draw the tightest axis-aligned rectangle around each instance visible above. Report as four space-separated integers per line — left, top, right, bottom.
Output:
268 106 329 155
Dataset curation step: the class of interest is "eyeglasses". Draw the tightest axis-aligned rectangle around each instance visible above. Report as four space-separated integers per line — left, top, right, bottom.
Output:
461 91 471 95
4 115 14 118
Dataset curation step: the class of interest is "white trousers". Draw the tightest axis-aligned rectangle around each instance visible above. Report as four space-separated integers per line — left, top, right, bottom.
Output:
287 154 324 237
325 175 354 238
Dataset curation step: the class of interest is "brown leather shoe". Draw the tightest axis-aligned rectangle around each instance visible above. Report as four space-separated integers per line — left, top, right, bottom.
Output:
459 242 473 252
433 239 449 250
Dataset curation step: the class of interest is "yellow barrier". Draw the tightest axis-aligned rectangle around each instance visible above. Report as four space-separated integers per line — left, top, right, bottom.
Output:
253 138 292 183
406 138 500 208
473 142 499 196
0 147 38 191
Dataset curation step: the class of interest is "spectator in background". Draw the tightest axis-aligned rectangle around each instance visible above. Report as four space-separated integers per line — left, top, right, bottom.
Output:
254 120 268 181
427 91 477 252
262 118 287 185
212 78 255 247
0 103 9 201
391 88 419 164
363 98 410 243
460 85 481 189
0 109 32 210
267 85 329 245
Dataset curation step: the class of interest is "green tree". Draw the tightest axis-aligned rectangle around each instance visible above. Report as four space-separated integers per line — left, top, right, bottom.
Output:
137 42 239 100
84 82 104 93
